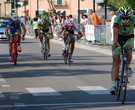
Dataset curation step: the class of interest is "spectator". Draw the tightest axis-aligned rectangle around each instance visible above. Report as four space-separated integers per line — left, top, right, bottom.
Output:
38 15 41 22
69 14 74 22
88 9 102 42
21 16 25 25
80 14 88 43
33 18 38 39
29 17 34 36
110 11 117 41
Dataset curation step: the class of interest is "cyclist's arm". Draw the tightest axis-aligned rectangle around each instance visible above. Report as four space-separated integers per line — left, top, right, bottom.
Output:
78 31 83 39
58 29 63 38
49 23 53 35
38 24 41 35
113 27 118 44
21 24 26 36
5 25 10 36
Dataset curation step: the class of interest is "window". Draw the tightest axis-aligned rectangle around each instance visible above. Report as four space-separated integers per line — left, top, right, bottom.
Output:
57 0 62 5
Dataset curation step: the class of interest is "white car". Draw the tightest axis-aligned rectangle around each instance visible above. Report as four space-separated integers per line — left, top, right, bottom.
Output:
0 20 8 40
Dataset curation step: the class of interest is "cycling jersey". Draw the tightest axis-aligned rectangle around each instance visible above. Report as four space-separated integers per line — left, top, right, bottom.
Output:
113 15 135 36
8 18 24 35
38 20 51 30
62 23 80 33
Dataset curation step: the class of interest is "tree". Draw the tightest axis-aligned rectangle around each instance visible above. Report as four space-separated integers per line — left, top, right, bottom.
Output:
98 0 135 13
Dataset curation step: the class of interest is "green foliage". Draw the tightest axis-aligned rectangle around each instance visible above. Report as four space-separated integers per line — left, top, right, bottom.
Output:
23 0 28 6
98 0 135 13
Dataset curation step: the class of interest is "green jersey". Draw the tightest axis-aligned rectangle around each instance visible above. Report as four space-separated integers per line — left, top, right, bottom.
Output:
113 15 135 36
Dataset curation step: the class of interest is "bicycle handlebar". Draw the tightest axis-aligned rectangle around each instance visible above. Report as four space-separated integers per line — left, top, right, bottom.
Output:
117 46 135 51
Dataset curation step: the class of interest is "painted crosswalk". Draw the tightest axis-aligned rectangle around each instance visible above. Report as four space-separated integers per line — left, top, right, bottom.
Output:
0 86 135 99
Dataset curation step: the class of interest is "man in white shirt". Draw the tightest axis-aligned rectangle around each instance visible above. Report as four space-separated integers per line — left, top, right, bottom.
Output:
110 11 117 41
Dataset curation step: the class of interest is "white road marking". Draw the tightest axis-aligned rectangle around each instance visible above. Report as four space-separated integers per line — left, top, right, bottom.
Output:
128 86 135 89
77 86 110 94
0 75 7 83
0 101 135 108
25 87 62 96
1 84 10 87
0 91 4 98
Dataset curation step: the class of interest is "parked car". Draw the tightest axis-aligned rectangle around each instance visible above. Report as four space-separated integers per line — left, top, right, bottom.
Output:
0 20 8 40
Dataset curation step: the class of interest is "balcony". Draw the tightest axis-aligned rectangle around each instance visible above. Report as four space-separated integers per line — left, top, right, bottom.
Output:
53 0 68 7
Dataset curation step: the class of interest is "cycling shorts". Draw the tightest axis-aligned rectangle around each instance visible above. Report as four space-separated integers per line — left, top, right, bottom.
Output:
40 29 50 39
62 30 75 39
112 34 134 55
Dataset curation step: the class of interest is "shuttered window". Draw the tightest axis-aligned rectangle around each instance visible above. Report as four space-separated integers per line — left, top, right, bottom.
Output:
57 0 62 5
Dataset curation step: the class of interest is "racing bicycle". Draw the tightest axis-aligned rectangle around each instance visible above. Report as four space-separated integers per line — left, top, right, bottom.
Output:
63 34 78 65
115 45 135 104
41 31 52 60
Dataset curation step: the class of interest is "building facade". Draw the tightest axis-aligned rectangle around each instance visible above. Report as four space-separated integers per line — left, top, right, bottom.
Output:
0 0 12 17
17 0 99 18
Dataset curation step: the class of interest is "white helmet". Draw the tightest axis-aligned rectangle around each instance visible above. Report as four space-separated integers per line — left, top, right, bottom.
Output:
12 14 18 21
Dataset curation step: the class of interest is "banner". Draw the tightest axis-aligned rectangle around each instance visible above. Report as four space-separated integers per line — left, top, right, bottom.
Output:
85 25 95 41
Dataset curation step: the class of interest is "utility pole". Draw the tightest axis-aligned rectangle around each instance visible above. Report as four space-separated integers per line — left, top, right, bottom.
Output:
105 0 107 20
16 0 18 14
78 0 80 25
0 3 1 18
37 0 39 16
93 0 95 12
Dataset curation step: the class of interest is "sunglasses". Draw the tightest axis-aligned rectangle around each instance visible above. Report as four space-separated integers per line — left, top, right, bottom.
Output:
121 17 130 20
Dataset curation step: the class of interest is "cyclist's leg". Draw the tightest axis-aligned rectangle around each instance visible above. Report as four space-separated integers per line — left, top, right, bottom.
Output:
16 28 22 44
62 30 68 51
71 36 75 55
39 30 44 48
125 38 134 65
110 43 121 94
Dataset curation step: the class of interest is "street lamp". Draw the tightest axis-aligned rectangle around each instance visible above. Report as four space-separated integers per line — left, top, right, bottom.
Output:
78 0 80 25
0 3 1 18
37 0 39 16
93 0 95 12
4 2 7 18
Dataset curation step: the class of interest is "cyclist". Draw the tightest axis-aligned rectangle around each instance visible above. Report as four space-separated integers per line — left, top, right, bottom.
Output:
58 20 83 62
110 6 135 95
38 15 53 57
5 14 26 62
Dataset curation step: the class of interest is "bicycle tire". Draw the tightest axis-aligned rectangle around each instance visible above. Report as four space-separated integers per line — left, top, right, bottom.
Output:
43 38 48 60
116 77 120 101
13 43 17 66
121 63 128 104
117 61 128 104
68 43 71 65
63 50 68 64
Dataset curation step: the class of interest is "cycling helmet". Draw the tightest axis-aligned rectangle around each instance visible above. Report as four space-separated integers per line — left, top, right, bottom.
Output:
67 20 74 26
12 14 19 21
41 15 47 20
119 6 133 16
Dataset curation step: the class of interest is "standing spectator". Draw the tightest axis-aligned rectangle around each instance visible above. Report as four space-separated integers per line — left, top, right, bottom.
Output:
69 14 74 22
21 16 25 25
80 12 83 22
33 18 38 39
29 17 34 36
88 9 102 42
38 15 41 22
80 14 88 43
110 11 117 41
65 16 69 24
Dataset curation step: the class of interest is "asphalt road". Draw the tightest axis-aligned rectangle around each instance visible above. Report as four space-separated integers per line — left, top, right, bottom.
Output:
0 37 135 110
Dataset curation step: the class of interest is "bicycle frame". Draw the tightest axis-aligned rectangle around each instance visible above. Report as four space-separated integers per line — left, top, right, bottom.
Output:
12 34 18 66
63 34 72 65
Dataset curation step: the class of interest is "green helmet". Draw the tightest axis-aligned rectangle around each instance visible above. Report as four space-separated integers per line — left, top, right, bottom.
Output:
119 6 133 16
41 15 47 20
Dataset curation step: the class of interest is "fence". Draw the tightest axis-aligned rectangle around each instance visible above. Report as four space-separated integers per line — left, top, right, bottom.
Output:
25 21 113 47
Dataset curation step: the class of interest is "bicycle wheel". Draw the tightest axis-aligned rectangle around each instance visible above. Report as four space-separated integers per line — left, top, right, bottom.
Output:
67 43 71 65
117 61 128 104
13 43 17 66
43 39 48 60
116 77 120 101
63 50 68 64
121 63 128 104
